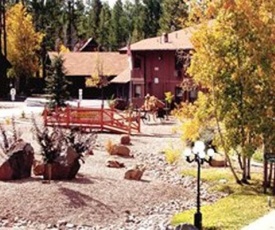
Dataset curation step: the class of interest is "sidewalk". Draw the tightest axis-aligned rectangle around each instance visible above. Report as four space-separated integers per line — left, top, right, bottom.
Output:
242 209 275 230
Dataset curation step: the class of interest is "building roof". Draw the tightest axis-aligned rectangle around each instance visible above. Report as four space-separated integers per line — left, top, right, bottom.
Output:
120 21 214 52
73 37 99 52
111 68 130 83
48 52 128 77
120 26 194 52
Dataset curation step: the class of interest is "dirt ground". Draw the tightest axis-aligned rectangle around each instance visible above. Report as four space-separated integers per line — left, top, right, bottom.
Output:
0 116 202 229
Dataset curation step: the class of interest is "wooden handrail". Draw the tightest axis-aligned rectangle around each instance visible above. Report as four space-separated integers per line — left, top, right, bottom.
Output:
43 106 140 134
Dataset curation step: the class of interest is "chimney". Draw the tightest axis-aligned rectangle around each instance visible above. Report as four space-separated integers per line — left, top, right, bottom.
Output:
162 33 168 43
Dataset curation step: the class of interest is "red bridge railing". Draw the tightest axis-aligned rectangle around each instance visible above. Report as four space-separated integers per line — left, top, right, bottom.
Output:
43 106 140 135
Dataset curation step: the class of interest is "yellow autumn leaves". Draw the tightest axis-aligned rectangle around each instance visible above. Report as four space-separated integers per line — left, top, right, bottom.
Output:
6 3 44 78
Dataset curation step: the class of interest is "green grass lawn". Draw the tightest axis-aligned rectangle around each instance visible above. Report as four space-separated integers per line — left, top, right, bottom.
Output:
171 167 274 230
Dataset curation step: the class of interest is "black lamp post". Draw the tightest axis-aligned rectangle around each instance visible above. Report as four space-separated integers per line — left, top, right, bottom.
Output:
184 141 215 230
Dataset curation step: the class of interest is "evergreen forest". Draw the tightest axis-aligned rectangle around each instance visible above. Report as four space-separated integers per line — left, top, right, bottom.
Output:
8 0 189 52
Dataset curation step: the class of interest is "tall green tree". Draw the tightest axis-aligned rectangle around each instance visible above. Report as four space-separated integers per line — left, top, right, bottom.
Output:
73 0 90 39
109 0 128 50
143 0 162 38
98 3 112 50
131 0 146 42
45 54 71 107
6 2 44 95
87 0 103 38
159 0 188 33
176 0 275 183
27 0 60 50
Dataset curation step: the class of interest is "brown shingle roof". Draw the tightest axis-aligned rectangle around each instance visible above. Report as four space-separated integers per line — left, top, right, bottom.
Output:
120 27 194 52
48 52 128 76
120 21 214 51
111 68 130 83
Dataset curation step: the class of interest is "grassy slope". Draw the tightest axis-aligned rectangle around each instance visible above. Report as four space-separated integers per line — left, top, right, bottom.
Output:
171 167 273 230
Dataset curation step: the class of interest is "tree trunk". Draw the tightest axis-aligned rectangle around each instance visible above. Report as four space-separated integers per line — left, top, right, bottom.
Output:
212 77 241 184
247 157 251 180
237 152 243 170
241 155 249 184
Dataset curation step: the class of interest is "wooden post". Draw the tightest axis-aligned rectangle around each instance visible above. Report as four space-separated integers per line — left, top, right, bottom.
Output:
137 110 141 133
128 109 132 135
100 106 103 132
111 107 114 126
55 106 58 125
66 106 70 128
264 160 268 193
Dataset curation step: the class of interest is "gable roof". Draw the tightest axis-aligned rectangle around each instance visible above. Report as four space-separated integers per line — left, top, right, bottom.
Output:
48 52 128 77
120 27 194 52
120 21 214 52
73 38 99 52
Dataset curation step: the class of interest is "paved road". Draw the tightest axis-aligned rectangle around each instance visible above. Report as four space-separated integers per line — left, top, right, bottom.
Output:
0 99 111 119
242 209 275 230
0 101 43 118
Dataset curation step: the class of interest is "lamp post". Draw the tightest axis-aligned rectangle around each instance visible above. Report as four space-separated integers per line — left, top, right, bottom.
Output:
184 141 215 230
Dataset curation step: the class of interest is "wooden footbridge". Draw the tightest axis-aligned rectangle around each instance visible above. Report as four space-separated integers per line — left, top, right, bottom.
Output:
43 106 141 134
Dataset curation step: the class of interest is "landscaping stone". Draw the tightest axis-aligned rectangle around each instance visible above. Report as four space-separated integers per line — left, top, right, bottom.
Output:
0 140 34 180
120 135 131 145
106 159 125 168
41 146 81 180
124 164 146 180
110 144 132 158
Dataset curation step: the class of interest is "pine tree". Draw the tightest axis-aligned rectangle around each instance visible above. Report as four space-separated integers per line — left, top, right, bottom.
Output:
98 3 112 50
131 0 146 42
109 0 128 50
45 55 71 107
143 0 162 38
88 0 103 39
159 0 188 33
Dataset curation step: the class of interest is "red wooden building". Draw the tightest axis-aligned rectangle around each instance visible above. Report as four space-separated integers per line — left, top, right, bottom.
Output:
120 25 197 107
47 24 198 107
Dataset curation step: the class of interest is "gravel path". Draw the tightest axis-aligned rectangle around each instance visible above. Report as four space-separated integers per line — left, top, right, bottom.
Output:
0 117 226 230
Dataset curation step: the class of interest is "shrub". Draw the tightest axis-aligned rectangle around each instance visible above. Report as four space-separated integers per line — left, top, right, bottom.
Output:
164 145 181 164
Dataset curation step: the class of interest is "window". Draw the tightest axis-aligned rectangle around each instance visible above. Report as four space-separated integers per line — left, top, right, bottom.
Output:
134 85 142 98
134 57 141 69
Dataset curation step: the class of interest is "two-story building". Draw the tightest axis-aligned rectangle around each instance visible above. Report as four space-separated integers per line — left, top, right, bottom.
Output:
120 25 197 107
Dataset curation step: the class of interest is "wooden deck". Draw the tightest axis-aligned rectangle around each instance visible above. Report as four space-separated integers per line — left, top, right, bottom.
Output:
43 106 141 134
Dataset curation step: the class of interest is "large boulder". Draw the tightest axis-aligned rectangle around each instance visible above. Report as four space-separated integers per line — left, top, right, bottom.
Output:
43 160 81 180
0 140 34 180
43 146 81 180
0 160 13 180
